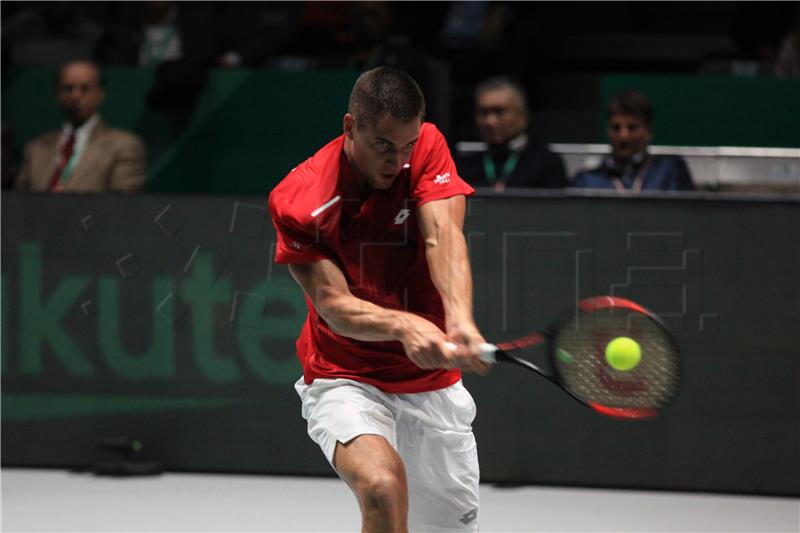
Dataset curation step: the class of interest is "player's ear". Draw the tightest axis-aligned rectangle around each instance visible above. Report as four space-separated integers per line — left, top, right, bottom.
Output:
343 114 355 138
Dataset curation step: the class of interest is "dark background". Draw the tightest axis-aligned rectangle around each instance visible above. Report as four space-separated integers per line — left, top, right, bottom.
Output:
2 192 798 496
3 1 800 192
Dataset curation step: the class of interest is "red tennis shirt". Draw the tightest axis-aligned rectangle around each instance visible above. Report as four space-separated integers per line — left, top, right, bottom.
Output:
268 123 474 393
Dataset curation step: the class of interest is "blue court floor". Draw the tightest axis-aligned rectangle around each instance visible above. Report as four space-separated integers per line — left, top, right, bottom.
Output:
2 468 797 532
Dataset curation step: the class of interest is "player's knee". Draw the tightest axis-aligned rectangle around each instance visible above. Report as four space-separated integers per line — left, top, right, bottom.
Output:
357 469 406 512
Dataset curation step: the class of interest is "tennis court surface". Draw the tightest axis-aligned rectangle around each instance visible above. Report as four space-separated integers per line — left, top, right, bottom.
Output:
3 468 797 532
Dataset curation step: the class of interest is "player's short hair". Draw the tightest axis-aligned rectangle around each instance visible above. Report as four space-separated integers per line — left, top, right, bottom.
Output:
608 90 652 126
348 67 425 128
475 76 529 116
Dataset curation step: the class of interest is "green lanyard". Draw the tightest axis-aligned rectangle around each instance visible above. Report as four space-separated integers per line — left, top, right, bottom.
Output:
611 157 652 194
59 152 79 183
57 135 83 184
482 151 520 185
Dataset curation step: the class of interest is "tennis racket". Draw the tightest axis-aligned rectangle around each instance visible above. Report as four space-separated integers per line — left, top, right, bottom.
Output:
451 296 680 419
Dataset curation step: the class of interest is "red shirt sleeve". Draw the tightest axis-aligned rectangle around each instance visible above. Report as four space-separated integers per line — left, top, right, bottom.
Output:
268 187 333 264
412 123 474 206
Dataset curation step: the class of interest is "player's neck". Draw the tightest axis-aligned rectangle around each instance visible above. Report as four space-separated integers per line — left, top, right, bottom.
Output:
342 139 371 200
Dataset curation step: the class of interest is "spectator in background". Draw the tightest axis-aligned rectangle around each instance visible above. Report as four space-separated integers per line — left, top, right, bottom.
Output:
16 60 146 193
456 76 566 191
2 122 19 190
96 1 218 108
573 90 694 192
216 3 303 69
1 3 106 67
322 1 453 136
775 30 800 76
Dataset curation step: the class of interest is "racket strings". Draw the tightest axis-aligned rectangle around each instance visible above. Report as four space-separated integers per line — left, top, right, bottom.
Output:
553 308 679 410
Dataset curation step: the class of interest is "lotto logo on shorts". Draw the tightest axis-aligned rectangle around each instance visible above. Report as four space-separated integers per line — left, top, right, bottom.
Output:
460 508 478 524
434 172 451 184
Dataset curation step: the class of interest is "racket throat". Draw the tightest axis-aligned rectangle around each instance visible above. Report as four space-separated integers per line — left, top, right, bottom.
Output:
499 351 548 377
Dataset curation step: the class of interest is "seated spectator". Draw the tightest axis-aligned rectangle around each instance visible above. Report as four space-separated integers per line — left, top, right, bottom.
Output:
216 3 303 68
2 121 18 190
321 1 453 136
573 90 694 192
15 60 146 193
456 76 566 191
775 30 800 76
96 2 219 108
1 3 105 67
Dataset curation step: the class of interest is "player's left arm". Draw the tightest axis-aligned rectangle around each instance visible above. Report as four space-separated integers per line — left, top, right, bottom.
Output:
418 194 490 374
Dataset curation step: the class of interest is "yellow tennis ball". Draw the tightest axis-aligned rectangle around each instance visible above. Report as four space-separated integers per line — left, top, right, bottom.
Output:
605 337 641 371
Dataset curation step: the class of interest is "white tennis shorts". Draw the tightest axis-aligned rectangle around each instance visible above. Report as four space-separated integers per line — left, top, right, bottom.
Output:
295 377 480 532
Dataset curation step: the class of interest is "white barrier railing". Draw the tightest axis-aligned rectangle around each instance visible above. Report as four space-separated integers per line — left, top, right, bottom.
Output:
455 142 800 191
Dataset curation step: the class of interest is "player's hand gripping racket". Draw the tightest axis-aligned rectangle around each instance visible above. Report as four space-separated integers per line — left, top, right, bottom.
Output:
449 296 680 419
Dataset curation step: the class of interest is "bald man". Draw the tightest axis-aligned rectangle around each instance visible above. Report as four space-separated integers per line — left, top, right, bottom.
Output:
456 77 566 191
16 60 146 193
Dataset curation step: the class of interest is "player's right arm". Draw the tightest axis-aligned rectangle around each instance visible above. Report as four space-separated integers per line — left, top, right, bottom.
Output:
287 260 454 370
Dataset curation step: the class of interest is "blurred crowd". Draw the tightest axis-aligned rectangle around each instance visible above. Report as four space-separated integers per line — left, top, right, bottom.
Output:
2 1 798 194
4 2 798 78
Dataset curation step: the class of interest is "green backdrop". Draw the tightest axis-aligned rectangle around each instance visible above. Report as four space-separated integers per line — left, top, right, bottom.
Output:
600 74 800 148
2 67 359 194
3 68 799 193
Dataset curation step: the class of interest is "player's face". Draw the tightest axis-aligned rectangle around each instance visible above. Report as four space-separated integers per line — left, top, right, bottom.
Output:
56 62 105 127
345 112 422 190
475 88 528 146
608 113 652 161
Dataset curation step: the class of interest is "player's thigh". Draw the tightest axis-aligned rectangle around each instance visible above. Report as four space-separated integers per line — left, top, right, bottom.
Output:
295 377 397 464
333 434 408 498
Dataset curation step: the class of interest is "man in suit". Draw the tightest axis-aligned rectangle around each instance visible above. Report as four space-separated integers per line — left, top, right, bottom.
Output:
455 76 566 191
16 60 146 193
573 90 694 192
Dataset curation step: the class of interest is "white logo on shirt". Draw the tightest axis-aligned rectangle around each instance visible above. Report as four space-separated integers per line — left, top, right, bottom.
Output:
311 195 341 217
393 209 411 224
434 172 451 184
290 240 303 250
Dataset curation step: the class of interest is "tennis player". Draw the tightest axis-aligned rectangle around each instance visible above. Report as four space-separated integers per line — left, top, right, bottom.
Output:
269 67 489 532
